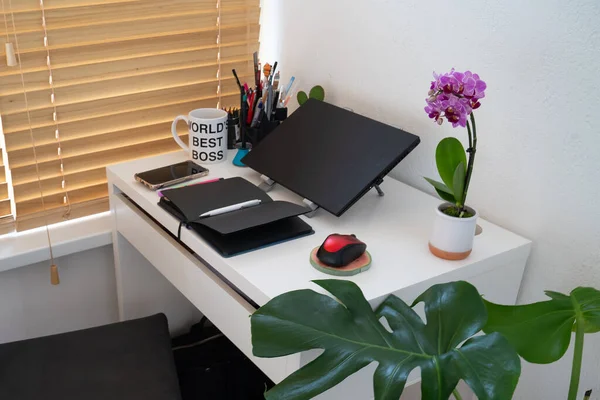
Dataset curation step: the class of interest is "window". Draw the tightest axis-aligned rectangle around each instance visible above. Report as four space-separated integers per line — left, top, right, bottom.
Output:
0 0 259 232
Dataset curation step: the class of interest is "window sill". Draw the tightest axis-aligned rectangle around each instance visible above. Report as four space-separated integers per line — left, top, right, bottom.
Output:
0 212 112 273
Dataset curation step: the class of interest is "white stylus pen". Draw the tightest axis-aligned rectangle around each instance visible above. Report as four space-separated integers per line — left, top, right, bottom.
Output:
199 199 262 218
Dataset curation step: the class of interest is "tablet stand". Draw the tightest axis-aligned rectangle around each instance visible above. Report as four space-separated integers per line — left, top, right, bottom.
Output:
302 199 320 218
259 175 385 216
258 175 276 192
373 178 385 196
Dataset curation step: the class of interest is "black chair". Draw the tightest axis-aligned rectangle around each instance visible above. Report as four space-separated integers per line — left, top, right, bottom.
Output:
0 313 182 400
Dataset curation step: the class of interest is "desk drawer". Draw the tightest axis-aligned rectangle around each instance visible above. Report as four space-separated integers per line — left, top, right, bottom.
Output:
112 193 299 383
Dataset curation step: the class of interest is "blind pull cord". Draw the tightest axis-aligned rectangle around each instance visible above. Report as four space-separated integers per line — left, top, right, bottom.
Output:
1 0 15 66
9 0 59 284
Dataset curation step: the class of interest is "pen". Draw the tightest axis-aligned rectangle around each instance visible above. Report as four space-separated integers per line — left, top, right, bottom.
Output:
267 82 274 120
247 92 257 124
283 79 299 107
263 81 270 121
241 93 248 149
232 69 243 91
269 61 278 85
272 71 280 91
251 99 264 127
283 76 295 98
253 52 260 87
199 199 262 218
272 91 280 114
256 62 262 98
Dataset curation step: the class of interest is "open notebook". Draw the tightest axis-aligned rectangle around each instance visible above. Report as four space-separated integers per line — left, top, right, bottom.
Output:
158 177 313 257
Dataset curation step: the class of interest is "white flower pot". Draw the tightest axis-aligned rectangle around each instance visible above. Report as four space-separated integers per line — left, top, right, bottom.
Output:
429 203 479 260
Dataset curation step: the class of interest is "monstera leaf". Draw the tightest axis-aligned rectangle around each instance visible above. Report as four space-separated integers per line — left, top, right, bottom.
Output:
484 287 600 364
251 280 521 400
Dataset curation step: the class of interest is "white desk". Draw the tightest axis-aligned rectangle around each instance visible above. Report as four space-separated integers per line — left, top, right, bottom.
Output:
107 150 531 399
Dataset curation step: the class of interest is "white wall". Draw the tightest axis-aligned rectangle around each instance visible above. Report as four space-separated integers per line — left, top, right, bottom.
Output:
0 245 118 344
261 0 600 398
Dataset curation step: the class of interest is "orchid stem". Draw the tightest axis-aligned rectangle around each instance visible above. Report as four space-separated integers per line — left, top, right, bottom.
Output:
466 119 473 150
453 388 463 400
568 313 585 400
461 112 477 212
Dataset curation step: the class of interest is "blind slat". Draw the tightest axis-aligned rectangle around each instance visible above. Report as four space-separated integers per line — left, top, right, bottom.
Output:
0 200 11 217
15 199 108 233
0 216 15 235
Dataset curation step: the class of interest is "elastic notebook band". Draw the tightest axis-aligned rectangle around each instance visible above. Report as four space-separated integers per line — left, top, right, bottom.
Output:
178 221 185 240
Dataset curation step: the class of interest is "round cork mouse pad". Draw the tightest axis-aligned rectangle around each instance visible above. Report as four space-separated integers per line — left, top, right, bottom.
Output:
309 247 372 276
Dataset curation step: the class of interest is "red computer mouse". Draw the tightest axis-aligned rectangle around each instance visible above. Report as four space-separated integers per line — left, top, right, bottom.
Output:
316 234 367 268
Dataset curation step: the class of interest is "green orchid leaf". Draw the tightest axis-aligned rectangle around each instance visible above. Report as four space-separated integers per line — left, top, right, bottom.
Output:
435 189 456 204
452 162 466 205
424 177 453 195
309 85 325 101
436 137 467 190
424 177 456 203
297 91 308 106
484 287 600 363
252 280 521 400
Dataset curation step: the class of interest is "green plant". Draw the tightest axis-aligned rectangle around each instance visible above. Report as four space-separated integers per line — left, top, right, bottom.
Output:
483 287 600 400
297 85 325 106
251 280 521 400
424 69 486 218
424 137 473 217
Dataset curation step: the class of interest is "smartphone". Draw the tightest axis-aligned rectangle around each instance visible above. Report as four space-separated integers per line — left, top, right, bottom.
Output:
134 161 209 190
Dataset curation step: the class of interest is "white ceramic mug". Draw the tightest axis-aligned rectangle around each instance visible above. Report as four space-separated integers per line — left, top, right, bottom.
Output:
171 108 228 164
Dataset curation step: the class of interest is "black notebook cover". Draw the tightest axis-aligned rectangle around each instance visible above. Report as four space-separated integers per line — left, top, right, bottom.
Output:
158 177 313 256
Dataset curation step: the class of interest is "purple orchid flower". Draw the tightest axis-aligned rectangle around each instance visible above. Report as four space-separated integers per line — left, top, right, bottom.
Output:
425 69 486 127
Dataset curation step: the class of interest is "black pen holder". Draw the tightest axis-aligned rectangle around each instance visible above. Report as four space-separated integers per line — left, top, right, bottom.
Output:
227 115 240 149
244 108 287 148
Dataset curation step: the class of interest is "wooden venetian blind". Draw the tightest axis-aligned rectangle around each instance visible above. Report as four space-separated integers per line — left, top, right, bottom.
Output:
0 0 259 232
